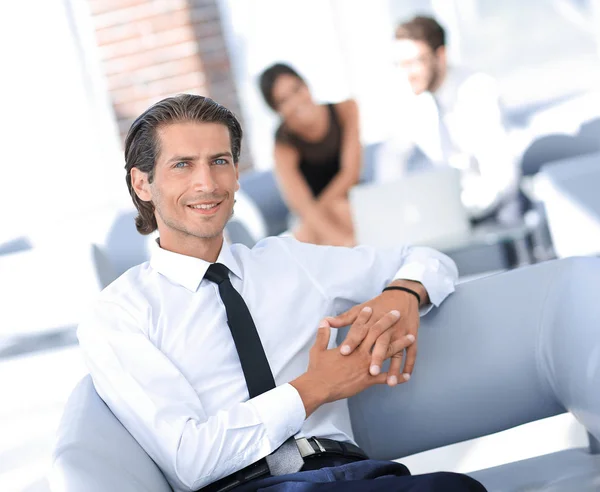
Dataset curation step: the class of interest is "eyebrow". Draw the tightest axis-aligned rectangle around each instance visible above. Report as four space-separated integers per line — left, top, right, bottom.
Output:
165 151 233 164
166 155 199 164
208 151 233 160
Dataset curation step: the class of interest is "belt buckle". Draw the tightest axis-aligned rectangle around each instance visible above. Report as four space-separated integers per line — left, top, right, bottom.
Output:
311 437 327 454
295 437 326 458
295 437 314 458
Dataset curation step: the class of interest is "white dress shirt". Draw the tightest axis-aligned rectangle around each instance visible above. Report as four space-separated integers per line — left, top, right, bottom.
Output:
77 237 458 491
377 66 518 219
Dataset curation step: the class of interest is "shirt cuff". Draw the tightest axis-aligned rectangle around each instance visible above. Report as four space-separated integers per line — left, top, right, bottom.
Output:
249 383 306 451
393 260 455 315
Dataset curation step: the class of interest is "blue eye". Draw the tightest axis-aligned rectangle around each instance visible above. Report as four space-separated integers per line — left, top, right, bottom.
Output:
174 161 188 168
214 158 228 166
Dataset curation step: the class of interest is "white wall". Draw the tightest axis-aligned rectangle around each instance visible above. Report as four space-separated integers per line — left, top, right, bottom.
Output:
219 0 352 170
328 0 403 144
0 0 127 246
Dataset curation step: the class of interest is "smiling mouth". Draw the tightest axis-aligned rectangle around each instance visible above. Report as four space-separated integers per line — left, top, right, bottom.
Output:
187 201 223 214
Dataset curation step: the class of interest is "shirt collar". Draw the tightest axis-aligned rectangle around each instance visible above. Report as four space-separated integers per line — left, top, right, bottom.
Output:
150 238 243 292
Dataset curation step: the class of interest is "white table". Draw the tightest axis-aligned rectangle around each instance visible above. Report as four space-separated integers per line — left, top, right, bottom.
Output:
535 152 600 258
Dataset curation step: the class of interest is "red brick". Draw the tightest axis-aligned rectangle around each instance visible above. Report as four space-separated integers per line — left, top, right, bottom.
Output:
89 0 147 16
149 9 192 32
93 0 188 30
95 23 141 46
95 9 191 45
99 26 196 60
104 40 199 75
107 55 202 90
112 72 207 106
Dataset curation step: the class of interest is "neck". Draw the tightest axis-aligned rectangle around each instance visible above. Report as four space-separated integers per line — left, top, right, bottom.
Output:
287 104 329 140
429 64 447 94
159 231 224 262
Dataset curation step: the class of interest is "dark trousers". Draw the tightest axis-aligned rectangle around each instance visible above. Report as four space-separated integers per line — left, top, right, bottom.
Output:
233 457 486 492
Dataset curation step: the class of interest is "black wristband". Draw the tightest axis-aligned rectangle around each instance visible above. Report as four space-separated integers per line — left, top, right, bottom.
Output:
382 286 421 306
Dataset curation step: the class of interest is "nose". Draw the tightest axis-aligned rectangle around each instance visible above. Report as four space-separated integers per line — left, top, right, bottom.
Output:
405 63 420 77
191 162 217 193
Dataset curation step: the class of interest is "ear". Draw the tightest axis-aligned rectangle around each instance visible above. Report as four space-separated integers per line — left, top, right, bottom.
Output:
436 45 447 65
234 163 240 192
131 167 153 202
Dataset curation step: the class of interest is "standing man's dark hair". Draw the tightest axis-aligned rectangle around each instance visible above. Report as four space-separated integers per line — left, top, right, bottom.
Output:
124 94 243 235
395 15 446 51
259 63 306 110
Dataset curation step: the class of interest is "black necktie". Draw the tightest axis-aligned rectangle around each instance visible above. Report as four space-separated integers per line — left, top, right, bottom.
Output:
204 263 304 476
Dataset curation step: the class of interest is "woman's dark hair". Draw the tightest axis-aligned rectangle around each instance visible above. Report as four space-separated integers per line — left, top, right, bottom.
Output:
259 63 305 110
395 15 446 52
124 94 243 235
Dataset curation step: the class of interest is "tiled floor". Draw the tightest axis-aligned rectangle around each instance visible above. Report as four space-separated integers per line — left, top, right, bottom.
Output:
0 342 589 491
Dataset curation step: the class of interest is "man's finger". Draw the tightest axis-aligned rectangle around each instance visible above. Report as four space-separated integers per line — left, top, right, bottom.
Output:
386 334 416 358
368 332 415 380
362 310 400 351
339 306 373 355
403 342 418 377
386 352 404 386
326 305 360 328
368 330 392 376
312 323 331 352
370 372 389 386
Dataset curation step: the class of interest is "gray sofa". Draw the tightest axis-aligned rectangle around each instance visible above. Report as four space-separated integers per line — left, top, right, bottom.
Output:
51 257 600 491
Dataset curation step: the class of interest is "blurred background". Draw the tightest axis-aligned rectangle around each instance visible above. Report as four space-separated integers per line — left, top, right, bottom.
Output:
2 0 600 490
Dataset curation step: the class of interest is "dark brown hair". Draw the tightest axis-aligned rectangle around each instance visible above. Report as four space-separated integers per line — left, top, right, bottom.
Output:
124 94 243 235
395 15 446 52
259 63 305 110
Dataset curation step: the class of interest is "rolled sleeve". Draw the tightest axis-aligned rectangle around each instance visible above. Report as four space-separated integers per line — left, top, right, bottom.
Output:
249 383 306 448
393 246 458 315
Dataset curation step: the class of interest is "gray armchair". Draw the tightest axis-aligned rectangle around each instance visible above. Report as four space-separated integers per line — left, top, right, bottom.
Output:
51 257 600 491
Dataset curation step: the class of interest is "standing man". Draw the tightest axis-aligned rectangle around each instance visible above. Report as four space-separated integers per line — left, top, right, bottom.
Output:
378 16 520 225
78 94 485 491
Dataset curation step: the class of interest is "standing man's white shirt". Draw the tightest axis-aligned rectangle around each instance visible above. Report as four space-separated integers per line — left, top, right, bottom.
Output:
377 67 518 219
78 237 457 491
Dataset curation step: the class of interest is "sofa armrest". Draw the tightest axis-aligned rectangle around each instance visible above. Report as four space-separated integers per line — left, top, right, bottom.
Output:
345 257 600 460
51 376 171 492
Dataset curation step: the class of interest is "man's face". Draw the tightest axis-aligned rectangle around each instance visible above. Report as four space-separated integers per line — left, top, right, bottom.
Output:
394 39 444 95
134 121 239 250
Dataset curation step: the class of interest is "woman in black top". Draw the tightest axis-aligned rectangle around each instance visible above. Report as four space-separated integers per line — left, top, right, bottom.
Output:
259 63 361 246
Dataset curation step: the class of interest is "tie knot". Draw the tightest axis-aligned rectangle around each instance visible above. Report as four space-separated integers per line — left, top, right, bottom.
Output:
205 263 230 285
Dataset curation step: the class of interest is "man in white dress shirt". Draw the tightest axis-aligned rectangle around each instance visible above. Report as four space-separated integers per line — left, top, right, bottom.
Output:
77 95 485 491
377 16 520 224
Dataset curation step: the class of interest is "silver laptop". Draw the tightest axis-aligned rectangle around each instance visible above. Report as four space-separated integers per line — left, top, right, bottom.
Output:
350 168 471 249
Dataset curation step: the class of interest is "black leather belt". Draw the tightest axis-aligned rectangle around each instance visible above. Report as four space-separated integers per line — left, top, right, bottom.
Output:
201 437 368 492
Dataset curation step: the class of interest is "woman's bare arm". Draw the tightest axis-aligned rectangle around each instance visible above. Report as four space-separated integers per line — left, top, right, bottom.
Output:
318 99 362 204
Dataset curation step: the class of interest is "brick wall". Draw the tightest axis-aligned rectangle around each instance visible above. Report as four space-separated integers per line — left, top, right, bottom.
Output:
88 0 251 168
